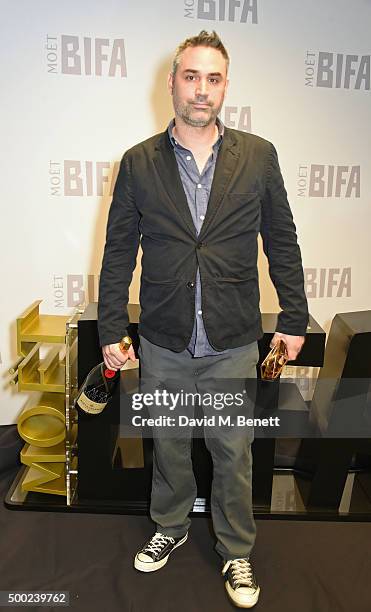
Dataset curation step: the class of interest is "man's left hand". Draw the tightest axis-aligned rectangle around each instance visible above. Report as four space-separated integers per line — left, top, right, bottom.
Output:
270 332 305 361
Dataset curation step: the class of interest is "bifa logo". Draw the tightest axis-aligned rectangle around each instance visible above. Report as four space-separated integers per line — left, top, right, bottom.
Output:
297 165 360 198
184 0 258 23
49 160 120 197
304 267 351 298
45 35 127 77
52 274 99 308
220 106 251 132
304 51 370 90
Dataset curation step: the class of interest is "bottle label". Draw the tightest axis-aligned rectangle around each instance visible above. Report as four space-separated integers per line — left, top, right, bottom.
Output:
77 392 106 415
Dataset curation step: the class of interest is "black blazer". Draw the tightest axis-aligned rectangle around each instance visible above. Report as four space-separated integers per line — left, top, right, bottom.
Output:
97 126 309 351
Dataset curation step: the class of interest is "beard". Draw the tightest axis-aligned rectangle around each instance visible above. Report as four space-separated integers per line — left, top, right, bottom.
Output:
172 92 223 128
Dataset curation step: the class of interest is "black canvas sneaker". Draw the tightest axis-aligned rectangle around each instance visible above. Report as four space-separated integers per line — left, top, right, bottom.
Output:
134 531 188 572
222 558 260 608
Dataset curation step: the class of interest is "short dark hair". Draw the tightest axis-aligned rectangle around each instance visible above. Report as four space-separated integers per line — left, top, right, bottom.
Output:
172 30 229 75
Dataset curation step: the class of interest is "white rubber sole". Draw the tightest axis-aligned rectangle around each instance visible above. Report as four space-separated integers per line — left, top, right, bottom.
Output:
225 582 260 608
134 532 188 572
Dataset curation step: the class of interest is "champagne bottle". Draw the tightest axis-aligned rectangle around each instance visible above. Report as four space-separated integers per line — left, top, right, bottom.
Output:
75 336 132 415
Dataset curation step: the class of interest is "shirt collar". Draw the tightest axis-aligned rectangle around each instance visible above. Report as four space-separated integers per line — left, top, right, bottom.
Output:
167 116 224 150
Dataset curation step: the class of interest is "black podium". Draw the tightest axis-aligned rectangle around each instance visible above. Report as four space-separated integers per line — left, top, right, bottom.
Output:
7 305 371 519
295 311 371 510
76 303 332 518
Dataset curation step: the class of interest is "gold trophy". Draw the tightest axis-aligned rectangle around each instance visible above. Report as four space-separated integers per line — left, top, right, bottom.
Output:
260 339 289 380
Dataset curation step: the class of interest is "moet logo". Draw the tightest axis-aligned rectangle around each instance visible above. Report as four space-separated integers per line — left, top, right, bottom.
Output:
184 0 258 23
49 160 119 197
297 165 360 198
46 35 127 77
304 51 370 90
53 274 99 308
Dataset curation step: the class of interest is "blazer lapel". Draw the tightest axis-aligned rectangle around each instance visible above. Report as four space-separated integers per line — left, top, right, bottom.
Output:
198 127 240 240
152 127 240 241
153 131 197 239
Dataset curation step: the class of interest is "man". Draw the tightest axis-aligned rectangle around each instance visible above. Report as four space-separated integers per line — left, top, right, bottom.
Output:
98 31 308 609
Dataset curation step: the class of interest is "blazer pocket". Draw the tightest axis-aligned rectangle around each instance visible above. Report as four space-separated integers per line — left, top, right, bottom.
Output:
228 191 258 202
210 276 256 283
141 276 179 285
204 277 259 332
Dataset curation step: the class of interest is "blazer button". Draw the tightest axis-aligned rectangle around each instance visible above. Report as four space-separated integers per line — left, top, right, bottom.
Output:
187 281 195 289
197 242 206 249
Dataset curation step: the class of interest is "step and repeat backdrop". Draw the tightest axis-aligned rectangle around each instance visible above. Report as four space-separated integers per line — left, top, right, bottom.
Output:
1 0 370 422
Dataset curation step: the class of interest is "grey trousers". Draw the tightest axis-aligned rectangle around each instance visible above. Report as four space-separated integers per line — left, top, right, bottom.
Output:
138 334 259 561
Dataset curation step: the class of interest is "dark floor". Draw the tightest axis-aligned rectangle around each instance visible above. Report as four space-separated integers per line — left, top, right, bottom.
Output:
1 426 371 612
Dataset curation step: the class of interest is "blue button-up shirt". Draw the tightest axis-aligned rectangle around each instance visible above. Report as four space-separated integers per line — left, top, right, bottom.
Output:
167 117 228 357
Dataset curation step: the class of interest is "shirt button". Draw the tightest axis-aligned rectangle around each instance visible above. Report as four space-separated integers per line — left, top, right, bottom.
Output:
200 215 205 221
197 183 202 189
197 310 202 315
186 155 191 161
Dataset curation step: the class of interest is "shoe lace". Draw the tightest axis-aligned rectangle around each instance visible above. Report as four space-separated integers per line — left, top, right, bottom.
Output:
143 532 175 557
222 558 254 588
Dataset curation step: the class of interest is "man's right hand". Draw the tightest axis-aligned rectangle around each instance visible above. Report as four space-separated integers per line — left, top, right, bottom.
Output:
102 342 136 371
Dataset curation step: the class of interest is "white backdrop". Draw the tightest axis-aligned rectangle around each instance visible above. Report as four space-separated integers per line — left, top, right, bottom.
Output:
1 0 370 423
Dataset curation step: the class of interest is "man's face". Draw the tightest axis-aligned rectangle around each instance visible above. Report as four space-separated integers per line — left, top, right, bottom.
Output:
168 45 229 128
